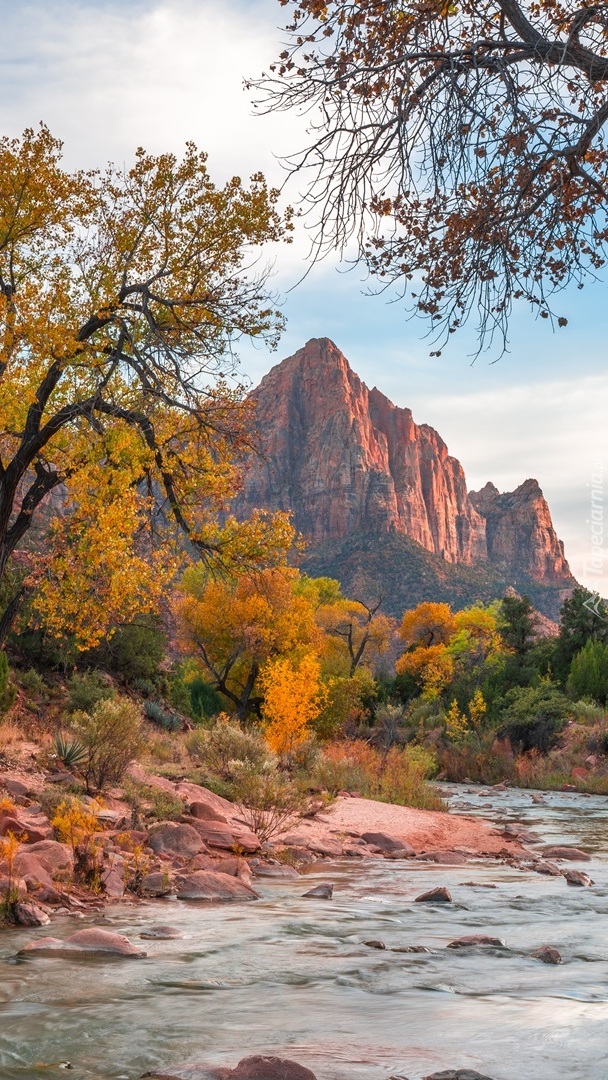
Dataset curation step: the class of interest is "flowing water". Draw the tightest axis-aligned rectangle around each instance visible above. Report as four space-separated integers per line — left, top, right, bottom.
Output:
1 786 607 1080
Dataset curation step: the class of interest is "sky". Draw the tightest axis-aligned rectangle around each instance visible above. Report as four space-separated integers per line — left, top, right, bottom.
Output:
1 0 607 594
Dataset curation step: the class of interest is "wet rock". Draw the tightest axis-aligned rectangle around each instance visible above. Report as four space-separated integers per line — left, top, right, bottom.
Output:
391 945 432 953
148 823 206 859
251 863 300 878
360 832 414 855
189 802 228 824
414 887 452 903
447 935 505 949
459 882 497 889
302 883 333 899
564 869 594 886
140 925 184 940
501 825 540 844
533 861 562 876
531 945 562 964
530 794 545 805
27 840 74 876
174 870 259 902
542 846 591 861
18 928 147 958
140 871 174 897
231 1056 317 1080
13 902 50 927
141 1058 317 1080
416 850 468 865
385 848 421 860
363 939 386 949
423 1072 496 1080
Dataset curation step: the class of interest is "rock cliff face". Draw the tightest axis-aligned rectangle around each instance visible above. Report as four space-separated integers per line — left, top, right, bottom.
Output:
237 338 573 594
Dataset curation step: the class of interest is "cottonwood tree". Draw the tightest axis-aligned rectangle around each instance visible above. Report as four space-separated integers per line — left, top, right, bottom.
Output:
174 564 322 720
0 126 293 646
255 0 608 350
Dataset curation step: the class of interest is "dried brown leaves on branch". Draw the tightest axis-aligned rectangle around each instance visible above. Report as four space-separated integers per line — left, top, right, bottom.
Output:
254 0 608 352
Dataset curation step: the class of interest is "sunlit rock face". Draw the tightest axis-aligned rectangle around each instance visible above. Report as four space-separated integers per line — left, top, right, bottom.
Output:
235 337 572 589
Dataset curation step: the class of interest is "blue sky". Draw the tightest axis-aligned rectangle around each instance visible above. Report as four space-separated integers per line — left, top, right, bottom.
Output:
1 0 607 592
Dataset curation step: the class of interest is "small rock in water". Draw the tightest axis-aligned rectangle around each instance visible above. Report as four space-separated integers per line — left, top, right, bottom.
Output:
391 945 432 953
533 861 561 876
423 1072 496 1080
414 887 452 903
141 1056 317 1080
302 883 333 899
363 939 386 949
564 869 594 886
447 935 505 949
459 882 498 889
416 850 468 865
360 832 415 856
531 945 562 964
140 925 184 940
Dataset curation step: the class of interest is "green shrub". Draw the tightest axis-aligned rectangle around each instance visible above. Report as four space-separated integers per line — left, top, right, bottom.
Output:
72 696 145 792
18 668 46 696
498 683 569 753
188 677 223 721
66 672 113 715
144 700 181 733
568 640 608 704
0 652 16 714
90 620 167 682
186 716 272 778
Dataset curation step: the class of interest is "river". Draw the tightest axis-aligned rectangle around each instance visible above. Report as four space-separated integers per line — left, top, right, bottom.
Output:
1 785 606 1080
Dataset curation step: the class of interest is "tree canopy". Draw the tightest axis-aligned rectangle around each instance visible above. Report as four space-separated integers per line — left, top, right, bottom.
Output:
256 0 608 351
0 126 293 646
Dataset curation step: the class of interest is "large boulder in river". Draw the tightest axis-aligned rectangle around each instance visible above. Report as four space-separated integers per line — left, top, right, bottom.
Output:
18 928 146 958
360 831 414 855
542 846 591 861
148 823 206 859
174 870 259 902
415 887 452 903
142 1056 317 1080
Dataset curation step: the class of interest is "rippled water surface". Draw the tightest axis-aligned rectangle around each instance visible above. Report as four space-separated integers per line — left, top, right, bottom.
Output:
1 786 607 1080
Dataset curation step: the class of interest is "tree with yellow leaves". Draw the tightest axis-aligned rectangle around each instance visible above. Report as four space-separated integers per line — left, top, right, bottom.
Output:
260 651 327 756
0 126 293 648
174 564 321 721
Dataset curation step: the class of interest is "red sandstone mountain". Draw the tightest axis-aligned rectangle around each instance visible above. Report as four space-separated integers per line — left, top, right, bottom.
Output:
235 338 575 616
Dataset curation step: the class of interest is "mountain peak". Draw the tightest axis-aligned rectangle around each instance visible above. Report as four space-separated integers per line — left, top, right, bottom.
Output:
237 341 574 601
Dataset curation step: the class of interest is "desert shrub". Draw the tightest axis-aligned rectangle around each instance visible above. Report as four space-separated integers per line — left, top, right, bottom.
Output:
0 652 16 715
437 736 515 784
0 720 22 752
186 715 272 778
144 700 181 733
17 668 46 696
51 796 102 884
72 696 145 792
132 677 156 698
149 789 184 821
570 699 608 724
90 620 166 682
231 764 305 842
0 831 22 920
498 683 569 753
66 672 114 715
311 739 442 810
